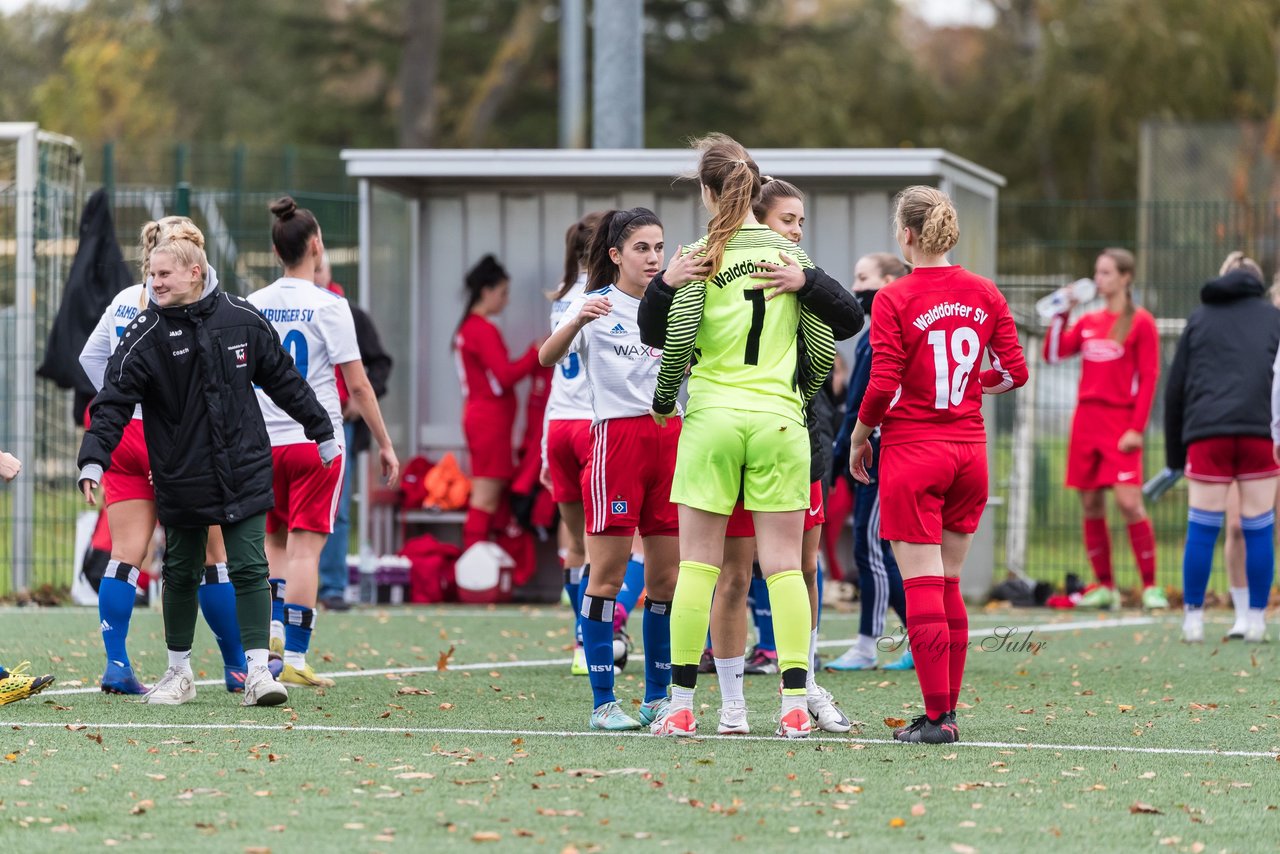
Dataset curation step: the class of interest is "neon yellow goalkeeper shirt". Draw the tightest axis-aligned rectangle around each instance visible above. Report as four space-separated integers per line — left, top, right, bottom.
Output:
652 225 836 424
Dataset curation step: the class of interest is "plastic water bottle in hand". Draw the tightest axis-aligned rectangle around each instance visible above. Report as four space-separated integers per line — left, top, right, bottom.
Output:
1035 278 1097 319
1142 467 1183 501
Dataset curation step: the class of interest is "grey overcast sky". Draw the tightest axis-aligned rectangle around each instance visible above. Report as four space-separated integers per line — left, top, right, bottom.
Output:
1 0 995 26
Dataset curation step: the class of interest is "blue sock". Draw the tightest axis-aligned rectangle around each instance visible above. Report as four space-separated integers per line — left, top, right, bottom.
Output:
98 562 139 670
564 565 584 645
642 599 672 702
198 564 246 670
1182 508 1224 608
269 578 286 625
749 575 776 651
815 562 825 630
1241 511 1276 609
283 604 315 655
580 594 616 708
618 556 645 615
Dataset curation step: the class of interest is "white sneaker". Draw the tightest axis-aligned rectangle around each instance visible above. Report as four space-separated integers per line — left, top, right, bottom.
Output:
1182 610 1204 644
806 684 852 733
1244 610 1268 644
718 703 750 735
1226 616 1248 640
141 666 195 705
241 665 289 707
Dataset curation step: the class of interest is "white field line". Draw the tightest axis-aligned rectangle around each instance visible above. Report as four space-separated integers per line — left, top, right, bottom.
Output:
0 720 1274 760
38 616 1156 698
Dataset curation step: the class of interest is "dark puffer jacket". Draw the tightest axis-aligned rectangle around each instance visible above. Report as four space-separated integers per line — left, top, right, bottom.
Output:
78 282 335 527
1164 269 1280 470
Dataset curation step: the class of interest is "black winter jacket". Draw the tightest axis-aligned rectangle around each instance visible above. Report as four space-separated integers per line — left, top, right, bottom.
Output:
78 285 335 527
1164 270 1280 470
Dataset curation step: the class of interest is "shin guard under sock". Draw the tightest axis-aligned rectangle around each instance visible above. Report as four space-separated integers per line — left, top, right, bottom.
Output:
198 563 246 670
99 561 141 669
580 594 617 707
1182 509 1224 608
764 570 811 696
642 599 672 702
670 561 719 689
1083 518 1113 587
1241 511 1276 610
1127 519 1157 589
903 576 950 719
943 577 967 712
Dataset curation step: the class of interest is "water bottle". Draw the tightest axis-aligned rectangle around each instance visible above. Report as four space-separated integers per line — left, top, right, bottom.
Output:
1142 467 1183 502
358 546 378 605
1035 278 1097 319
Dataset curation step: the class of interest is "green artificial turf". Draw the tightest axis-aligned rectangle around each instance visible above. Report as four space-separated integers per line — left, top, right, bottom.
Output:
1 605 1277 853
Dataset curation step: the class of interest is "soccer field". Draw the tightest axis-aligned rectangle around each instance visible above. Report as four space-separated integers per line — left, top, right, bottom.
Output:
1 604 1276 852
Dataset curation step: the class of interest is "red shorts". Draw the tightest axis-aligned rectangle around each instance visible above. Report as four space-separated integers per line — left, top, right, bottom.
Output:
584 415 681 538
463 401 516 480
1185 436 1279 483
546 418 592 504
725 481 825 537
879 440 987 544
1066 403 1143 490
103 419 155 506
265 444 345 535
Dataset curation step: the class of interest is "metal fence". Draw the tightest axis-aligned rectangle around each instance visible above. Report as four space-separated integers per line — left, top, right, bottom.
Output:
991 199 1280 595
4 135 1278 596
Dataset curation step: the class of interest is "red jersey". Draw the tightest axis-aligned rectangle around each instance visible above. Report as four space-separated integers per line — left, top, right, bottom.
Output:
858 265 1028 446
1042 306 1158 431
454 313 539 405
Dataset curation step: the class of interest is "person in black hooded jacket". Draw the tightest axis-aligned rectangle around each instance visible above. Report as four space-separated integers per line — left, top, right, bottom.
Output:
77 224 338 708
1164 261 1280 644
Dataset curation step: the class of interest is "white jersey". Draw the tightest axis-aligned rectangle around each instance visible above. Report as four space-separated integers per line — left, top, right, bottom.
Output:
560 284 680 424
79 284 147 421
247 277 360 447
545 273 594 422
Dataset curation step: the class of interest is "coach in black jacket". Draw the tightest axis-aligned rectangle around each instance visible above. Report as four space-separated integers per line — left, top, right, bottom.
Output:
1164 268 1280 470
1164 264 1280 643
77 235 336 706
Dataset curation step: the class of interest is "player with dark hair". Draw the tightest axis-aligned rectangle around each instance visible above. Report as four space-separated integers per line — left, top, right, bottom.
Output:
250 197 399 688
1043 248 1164 610
848 185 1028 744
539 207 692 731
455 254 540 549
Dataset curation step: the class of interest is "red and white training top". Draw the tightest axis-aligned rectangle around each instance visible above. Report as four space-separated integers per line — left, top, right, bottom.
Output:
1043 307 1159 432
248 277 360 448
454 313 539 406
858 265 1028 446
79 284 148 421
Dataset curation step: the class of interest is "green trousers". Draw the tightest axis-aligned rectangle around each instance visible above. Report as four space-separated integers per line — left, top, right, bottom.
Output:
163 513 270 652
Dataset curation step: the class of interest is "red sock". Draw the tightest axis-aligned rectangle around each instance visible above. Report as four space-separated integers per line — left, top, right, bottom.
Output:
463 507 494 550
903 576 949 720
943 577 967 713
1127 519 1157 588
1083 518 1113 587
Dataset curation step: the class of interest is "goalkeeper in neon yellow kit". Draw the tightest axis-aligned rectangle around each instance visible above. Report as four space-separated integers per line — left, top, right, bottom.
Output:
650 134 836 738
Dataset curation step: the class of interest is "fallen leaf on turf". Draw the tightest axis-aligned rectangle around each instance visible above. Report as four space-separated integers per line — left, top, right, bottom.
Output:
1191 844 1205 853
1140 772 1156 779
50 824 75 833
130 800 154 815
515 829 535 837
911 803 926 817
951 845 977 854
1130 802 1162 815
397 686 435 696
439 703 455 711
147 774 166 781
244 848 271 854
4 752 18 760
889 817 906 828
567 769 604 778
343 823 365 830
1118 705 1134 713
472 832 501 842
1188 703 1218 711
884 718 907 729
379 711 392 719
63 725 85 733
395 772 435 780
437 645 456 671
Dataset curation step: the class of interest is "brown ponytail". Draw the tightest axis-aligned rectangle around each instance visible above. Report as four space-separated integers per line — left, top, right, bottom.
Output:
693 133 761 274
892 185 959 257
552 211 604 301
1099 247 1137 343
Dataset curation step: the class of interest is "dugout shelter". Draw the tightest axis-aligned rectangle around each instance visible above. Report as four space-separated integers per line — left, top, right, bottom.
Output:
341 147 1004 598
